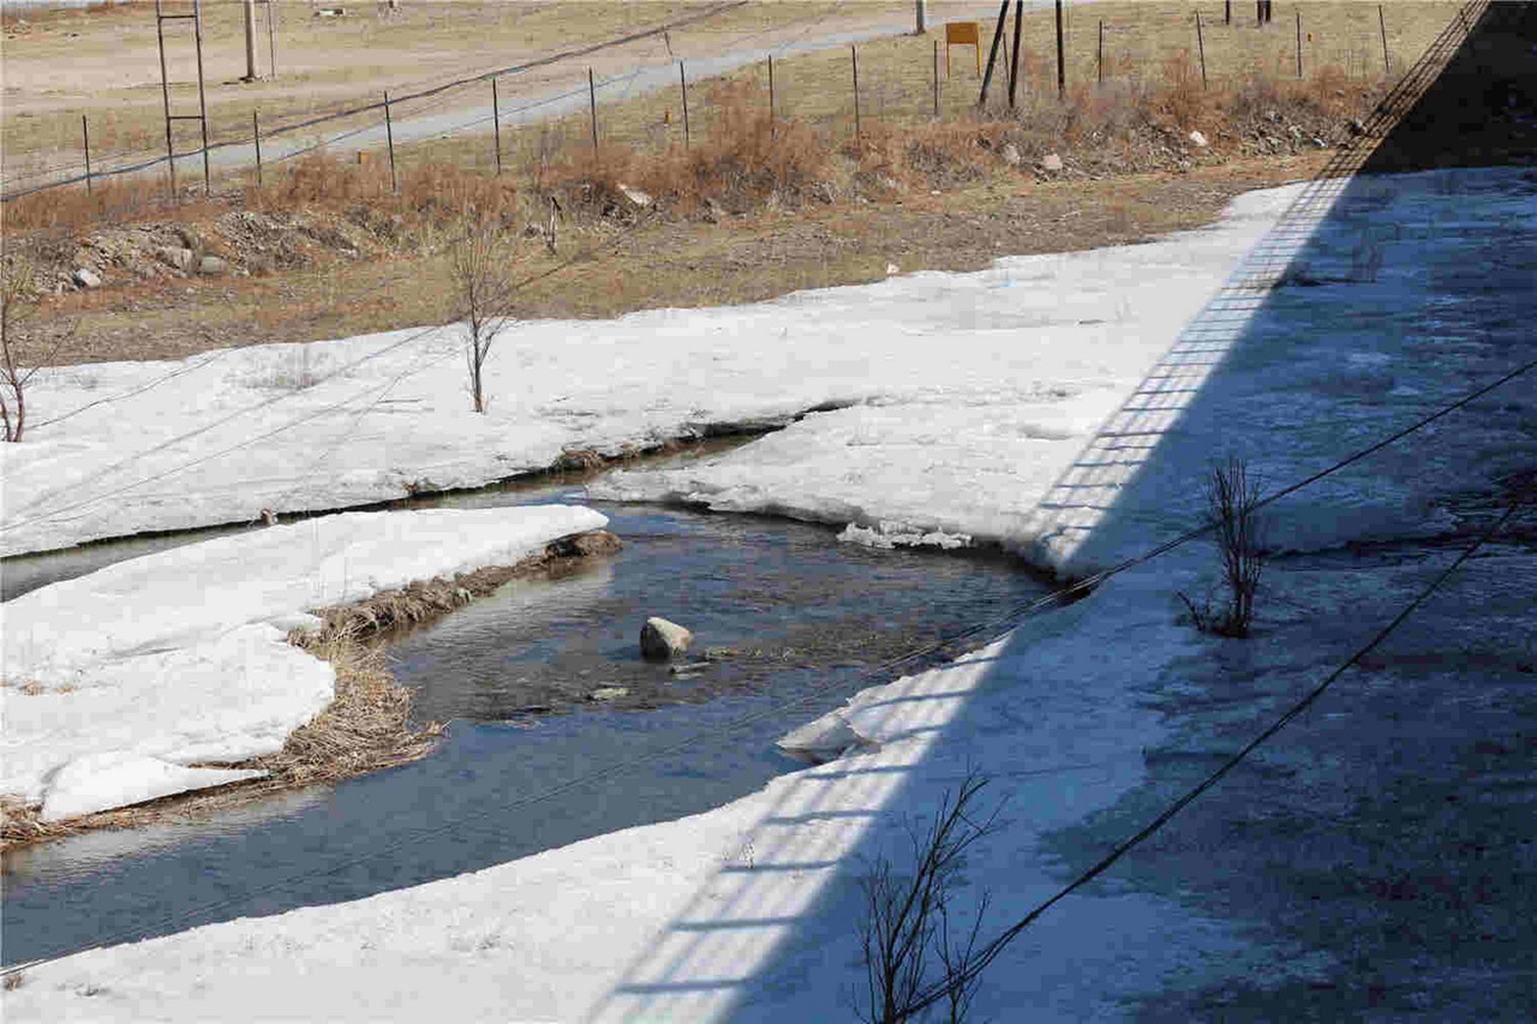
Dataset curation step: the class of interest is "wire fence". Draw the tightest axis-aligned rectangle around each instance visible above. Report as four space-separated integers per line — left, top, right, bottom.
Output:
2 1 1459 206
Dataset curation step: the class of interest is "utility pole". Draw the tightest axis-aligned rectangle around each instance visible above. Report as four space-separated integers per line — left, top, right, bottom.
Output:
243 0 258 81
915 0 928 34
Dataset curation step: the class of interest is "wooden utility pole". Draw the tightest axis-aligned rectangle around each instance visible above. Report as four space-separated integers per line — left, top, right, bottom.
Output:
266 0 278 79
1008 0 1023 109
977 0 1009 106
915 0 928 34
1055 0 1065 99
243 0 259 81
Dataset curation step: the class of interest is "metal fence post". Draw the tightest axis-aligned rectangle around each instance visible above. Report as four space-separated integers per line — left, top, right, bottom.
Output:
384 90 397 193
81 115 94 195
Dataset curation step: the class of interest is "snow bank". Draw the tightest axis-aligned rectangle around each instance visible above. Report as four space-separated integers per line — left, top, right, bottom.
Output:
7 168 1533 1019
1 505 606 819
0 184 1295 558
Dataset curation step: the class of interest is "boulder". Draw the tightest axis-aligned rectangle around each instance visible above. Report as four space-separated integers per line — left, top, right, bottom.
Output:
157 246 194 271
999 142 1022 167
1039 152 1064 173
640 617 693 661
72 267 102 289
1188 129 1209 148
589 686 629 702
617 182 654 208
198 255 229 276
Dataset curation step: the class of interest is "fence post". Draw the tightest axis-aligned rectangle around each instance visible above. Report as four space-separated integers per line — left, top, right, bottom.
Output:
384 90 397 193
768 54 776 139
1008 0 1023 109
1378 4 1391 74
1225 0 1231 26
491 78 503 176
1097 18 1104 85
1295 10 1303 79
81 115 94 195
679 60 691 150
588 67 599 149
252 109 262 187
266 0 277 78
933 37 941 117
851 44 861 143
1196 12 1208 89
1055 0 1065 99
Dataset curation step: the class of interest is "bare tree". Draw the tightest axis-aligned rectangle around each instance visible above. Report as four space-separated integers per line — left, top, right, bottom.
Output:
0 258 66 443
1180 455 1266 638
859 771 1000 1023
448 220 516 414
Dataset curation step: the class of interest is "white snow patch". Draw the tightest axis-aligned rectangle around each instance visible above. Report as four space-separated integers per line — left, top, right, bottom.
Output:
1 504 606 817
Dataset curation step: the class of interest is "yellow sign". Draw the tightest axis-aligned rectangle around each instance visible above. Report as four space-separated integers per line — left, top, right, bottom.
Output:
945 21 984 78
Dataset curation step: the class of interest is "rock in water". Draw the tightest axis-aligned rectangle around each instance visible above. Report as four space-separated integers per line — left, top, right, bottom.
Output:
640 617 693 661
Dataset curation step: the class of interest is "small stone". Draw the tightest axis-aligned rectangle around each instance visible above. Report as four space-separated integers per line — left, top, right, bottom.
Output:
617 182 653 208
157 246 194 271
198 255 228 276
589 686 629 702
1348 118 1367 136
1040 152 1064 172
72 267 102 289
701 197 726 224
999 142 1022 166
640 617 693 661
1188 129 1209 148
885 262 900 276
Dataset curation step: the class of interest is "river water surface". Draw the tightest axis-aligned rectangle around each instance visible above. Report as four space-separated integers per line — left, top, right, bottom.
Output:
1 462 1048 965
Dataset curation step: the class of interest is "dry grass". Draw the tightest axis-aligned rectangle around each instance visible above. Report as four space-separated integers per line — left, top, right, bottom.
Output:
0 530 622 849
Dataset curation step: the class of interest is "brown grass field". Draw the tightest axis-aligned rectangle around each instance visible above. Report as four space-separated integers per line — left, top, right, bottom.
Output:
1 1 1470 367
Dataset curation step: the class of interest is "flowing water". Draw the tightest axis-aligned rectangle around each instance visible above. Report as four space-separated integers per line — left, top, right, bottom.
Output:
1 457 1049 965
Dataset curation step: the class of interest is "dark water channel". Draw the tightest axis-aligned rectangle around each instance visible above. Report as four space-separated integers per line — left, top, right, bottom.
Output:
1 463 1048 966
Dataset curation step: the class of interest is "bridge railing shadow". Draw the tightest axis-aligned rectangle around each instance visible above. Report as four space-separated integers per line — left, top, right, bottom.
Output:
584 3 1498 1018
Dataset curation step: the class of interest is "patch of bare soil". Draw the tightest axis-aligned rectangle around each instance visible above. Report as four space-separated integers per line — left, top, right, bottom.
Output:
0 530 622 850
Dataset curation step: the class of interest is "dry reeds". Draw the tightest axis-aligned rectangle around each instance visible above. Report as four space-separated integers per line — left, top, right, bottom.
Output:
0 531 622 849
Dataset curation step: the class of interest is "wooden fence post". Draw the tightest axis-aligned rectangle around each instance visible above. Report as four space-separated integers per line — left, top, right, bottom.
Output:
933 38 941 117
851 44 862 143
384 90 397 193
588 68 599 149
1196 12 1208 89
1295 11 1303 79
679 61 691 149
491 78 503 176
1379 4 1392 73
1097 19 1104 85
81 115 94 195
252 109 263 187
768 54 776 139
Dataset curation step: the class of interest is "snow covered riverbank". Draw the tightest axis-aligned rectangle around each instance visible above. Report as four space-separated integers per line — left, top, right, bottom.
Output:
5 166 1533 1019
1 505 605 821
0 183 1299 559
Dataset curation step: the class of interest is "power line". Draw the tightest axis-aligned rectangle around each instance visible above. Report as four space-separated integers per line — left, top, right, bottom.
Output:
3 343 1527 977
903 493 1528 1017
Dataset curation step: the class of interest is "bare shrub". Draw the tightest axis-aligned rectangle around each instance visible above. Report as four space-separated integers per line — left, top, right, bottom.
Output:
858 771 1000 1024
448 219 516 413
1180 456 1266 638
1 256 70 442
